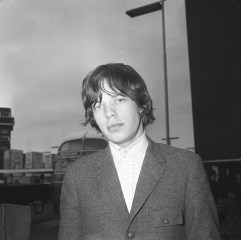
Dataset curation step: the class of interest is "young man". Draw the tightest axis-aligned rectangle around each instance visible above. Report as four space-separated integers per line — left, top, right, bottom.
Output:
59 63 221 240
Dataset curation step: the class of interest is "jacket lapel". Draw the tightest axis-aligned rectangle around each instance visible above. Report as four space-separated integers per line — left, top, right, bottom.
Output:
129 139 166 220
94 139 166 222
95 147 129 217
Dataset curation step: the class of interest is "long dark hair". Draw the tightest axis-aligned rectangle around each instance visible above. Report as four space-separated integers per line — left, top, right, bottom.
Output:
82 63 155 132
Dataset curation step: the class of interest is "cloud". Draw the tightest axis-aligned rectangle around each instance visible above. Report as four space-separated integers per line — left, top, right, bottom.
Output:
1 0 194 152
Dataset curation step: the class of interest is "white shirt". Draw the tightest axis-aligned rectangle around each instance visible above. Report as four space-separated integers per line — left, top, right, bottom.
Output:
109 133 148 212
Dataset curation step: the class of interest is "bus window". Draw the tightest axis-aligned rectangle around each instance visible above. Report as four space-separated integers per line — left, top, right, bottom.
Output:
69 139 83 150
84 138 108 150
60 139 83 151
60 142 70 151
82 138 108 156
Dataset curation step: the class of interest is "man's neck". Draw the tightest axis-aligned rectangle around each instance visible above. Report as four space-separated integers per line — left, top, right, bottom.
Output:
109 131 147 150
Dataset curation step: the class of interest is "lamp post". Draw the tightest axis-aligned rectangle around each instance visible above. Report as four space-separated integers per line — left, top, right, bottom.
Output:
126 0 175 145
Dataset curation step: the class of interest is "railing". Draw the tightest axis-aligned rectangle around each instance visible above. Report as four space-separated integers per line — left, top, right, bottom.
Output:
203 159 241 163
0 117 14 125
0 168 54 174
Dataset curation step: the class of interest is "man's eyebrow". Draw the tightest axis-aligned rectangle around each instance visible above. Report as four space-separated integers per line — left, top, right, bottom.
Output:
109 92 125 98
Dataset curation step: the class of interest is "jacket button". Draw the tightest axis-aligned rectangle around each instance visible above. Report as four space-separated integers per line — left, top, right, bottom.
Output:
127 231 135 239
163 219 169 224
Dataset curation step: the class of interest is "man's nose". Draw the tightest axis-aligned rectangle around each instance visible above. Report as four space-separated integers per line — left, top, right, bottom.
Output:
104 103 116 118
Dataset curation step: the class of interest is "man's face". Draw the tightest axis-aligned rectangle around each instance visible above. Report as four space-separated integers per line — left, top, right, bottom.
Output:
93 81 144 148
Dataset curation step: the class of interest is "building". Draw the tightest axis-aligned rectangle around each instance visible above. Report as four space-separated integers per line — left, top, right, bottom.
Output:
0 108 15 168
185 0 241 160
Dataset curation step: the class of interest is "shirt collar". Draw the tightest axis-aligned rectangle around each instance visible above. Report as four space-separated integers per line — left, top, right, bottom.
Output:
109 132 148 160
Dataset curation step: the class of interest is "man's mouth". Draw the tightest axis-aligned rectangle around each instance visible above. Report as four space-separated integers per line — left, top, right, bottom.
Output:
108 123 123 130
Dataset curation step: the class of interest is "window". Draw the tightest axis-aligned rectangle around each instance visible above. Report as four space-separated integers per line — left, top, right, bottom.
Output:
0 146 8 150
70 139 83 150
0 136 10 141
0 112 10 117
60 139 83 151
0 118 13 123
84 139 108 150
1 129 9 134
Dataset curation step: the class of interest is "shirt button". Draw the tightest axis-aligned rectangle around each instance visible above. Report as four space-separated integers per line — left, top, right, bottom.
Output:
127 231 135 239
163 219 169 225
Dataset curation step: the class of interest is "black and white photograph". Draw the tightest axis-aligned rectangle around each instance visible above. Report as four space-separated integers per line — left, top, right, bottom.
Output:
0 0 241 239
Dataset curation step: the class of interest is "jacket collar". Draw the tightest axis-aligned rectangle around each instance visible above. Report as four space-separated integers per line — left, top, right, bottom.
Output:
95 137 166 220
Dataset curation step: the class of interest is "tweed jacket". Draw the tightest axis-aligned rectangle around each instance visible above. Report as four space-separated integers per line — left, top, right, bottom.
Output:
58 137 221 240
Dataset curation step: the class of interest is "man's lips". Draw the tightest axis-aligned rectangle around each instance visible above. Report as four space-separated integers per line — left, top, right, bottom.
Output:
107 123 123 129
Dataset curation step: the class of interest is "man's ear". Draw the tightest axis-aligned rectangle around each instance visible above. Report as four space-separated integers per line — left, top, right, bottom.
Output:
139 106 146 114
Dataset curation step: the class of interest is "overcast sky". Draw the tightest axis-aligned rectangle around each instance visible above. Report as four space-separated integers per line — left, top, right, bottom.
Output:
0 0 194 153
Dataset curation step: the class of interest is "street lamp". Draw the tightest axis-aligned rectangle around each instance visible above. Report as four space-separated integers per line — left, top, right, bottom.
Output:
126 0 175 145
126 2 162 17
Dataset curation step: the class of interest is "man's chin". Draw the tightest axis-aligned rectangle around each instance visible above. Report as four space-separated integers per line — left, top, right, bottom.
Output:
107 135 125 145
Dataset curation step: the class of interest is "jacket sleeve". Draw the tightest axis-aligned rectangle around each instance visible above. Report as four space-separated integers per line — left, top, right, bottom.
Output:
184 154 221 240
58 165 82 240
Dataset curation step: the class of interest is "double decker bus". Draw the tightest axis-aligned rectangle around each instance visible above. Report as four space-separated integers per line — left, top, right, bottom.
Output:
53 130 108 213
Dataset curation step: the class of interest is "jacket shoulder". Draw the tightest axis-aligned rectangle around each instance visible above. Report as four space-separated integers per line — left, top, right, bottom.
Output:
151 139 198 156
66 147 109 172
149 139 205 181
149 138 202 167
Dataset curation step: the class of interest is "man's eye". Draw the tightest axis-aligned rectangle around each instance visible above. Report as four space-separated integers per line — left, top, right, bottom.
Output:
93 103 101 111
116 97 126 103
